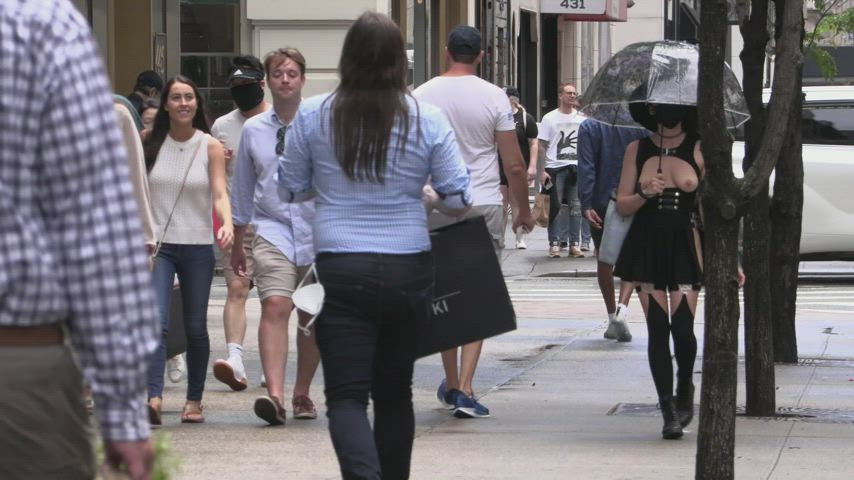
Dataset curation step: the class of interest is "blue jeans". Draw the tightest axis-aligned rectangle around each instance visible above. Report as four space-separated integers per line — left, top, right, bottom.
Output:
546 165 585 244
148 243 215 401
314 251 433 480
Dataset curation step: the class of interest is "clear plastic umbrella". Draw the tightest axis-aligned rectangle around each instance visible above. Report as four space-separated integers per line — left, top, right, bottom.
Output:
580 41 749 130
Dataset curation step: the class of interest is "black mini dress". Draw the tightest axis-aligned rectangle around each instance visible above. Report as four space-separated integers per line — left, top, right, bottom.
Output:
613 134 703 292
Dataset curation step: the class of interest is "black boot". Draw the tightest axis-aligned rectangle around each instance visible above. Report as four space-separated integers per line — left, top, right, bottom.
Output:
660 396 683 440
675 381 695 427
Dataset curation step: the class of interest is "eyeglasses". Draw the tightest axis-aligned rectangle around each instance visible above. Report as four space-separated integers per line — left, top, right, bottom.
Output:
563 91 578 97
276 126 287 155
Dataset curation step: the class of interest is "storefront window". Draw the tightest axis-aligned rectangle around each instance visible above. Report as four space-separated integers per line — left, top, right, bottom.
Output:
180 0 240 120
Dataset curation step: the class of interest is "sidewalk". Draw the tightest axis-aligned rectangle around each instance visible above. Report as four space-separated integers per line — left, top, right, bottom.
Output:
406 311 854 479
171 295 854 479
499 221 854 279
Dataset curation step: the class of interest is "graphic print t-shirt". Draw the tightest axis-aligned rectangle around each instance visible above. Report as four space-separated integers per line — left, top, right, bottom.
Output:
538 109 586 169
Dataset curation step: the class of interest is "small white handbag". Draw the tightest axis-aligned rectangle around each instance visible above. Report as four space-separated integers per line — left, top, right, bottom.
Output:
292 263 324 336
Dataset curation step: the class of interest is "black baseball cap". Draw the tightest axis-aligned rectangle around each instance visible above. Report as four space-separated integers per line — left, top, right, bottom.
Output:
504 86 520 98
227 67 264 84
447 25 481 55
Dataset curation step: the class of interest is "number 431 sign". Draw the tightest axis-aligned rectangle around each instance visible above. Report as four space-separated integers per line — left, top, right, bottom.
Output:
540 0 606 14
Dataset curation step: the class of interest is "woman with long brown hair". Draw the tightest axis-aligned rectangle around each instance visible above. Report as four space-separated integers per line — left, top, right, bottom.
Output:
143 75 233 425
277 12 471 479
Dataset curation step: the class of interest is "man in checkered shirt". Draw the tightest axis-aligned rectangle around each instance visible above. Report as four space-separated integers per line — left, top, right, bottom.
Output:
0 1 160 478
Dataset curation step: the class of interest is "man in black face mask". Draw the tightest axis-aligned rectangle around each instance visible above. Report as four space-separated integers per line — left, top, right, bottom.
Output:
209 55 270 392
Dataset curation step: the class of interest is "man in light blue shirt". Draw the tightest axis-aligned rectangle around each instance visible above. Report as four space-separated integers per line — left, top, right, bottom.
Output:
230 47 321 425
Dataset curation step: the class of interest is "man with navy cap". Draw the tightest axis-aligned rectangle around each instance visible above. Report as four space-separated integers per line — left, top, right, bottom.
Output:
210 55 271 392
414 25 534 419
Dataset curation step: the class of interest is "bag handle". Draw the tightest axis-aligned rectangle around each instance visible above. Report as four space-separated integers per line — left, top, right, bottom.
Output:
294 264 322 337
151 135 205 264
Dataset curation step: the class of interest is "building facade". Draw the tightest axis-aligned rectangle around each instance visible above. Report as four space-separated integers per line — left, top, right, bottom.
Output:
74 1 763 123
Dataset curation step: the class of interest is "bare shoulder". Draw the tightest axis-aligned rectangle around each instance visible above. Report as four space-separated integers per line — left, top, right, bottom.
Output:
625 139 640 156
207 134 224 158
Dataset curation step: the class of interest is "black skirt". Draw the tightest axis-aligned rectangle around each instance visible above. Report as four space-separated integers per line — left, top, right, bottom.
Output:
613 207 702 291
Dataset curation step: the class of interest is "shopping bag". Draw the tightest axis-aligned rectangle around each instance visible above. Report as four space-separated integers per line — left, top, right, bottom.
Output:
166 283 186 358
416 216 517 358
532 192 550 228
598 198 634 266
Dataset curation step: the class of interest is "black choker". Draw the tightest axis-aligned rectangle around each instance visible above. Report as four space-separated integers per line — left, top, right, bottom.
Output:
657 131 684 139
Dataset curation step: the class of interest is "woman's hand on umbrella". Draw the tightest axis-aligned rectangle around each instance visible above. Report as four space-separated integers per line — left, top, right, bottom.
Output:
640 173 665 197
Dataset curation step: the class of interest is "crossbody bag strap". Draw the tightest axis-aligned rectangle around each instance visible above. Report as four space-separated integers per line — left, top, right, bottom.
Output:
152 135 206 257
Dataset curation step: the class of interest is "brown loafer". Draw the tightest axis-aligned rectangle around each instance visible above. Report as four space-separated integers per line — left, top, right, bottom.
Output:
292 395 318 420
254 395 286 426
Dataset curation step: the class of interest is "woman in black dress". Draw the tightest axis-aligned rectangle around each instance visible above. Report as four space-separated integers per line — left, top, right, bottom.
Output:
613 102 704 440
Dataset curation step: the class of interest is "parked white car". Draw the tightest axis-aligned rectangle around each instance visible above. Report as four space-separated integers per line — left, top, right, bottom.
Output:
732 85 854 260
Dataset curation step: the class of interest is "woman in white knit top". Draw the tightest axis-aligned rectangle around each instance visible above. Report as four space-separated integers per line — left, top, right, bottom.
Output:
142 76 233 425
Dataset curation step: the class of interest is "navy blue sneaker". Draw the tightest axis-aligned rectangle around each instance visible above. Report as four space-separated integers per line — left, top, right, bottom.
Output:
436 380 462 410
452 393 490 418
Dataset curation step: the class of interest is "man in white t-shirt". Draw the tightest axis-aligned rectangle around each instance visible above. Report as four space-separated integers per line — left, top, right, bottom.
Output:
414 25 534 419
538 83 588 258
209 55 270 391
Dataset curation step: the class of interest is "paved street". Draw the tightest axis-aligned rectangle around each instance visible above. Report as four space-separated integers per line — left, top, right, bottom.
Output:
158 226 854 479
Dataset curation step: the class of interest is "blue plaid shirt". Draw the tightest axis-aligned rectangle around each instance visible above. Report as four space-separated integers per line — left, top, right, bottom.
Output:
0 0 159 442
278 93 471 254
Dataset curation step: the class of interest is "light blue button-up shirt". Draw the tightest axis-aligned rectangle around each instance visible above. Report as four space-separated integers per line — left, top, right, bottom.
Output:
231 108 314 266
277 93 471 254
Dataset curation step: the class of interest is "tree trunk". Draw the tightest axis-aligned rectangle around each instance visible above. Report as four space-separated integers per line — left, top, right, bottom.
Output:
769 0 804 364
740 0 776 416
770 85 803 364
695 204 742 480
696 1 802 477
696 2 742 478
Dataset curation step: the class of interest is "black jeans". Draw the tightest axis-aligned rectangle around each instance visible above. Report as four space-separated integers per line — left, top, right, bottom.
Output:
315 251 433 480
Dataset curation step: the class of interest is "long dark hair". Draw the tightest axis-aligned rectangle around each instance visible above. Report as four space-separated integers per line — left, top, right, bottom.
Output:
326 11 417 183
143 75 210 172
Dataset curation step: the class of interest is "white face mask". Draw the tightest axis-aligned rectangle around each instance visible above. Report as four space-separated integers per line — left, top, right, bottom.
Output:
293 264 324 336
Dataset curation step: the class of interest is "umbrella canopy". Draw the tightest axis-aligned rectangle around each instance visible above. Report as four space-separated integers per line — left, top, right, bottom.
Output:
580 41 749 130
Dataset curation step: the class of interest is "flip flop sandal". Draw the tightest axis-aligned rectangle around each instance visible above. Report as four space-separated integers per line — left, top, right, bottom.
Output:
148 403 162 426
181 404 205 424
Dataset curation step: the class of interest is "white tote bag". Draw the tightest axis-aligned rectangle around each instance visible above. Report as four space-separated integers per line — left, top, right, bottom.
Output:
598 199 634 266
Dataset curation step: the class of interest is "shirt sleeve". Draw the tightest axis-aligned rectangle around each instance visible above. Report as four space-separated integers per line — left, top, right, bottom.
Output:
538 112 552 142
37 9 159 442
494 93 516 132
428 113 472 210
231 125 258 225
577 120 599 211
525 112 538 139
278 107 315 203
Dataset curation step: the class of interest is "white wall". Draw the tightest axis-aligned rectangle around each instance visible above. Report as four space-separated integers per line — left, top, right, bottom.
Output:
611 1 663 53
248 0 382 20
246 0 390 98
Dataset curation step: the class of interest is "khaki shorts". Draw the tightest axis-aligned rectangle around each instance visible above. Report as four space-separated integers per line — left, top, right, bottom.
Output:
252 235 310 301
222 225 255 284
0 344 95 480
428 204 505 255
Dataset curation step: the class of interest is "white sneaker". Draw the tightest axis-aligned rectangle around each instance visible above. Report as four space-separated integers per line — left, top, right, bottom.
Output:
260 373 267 388
614 305 632 342
515 231 528 249
167 354 185 383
